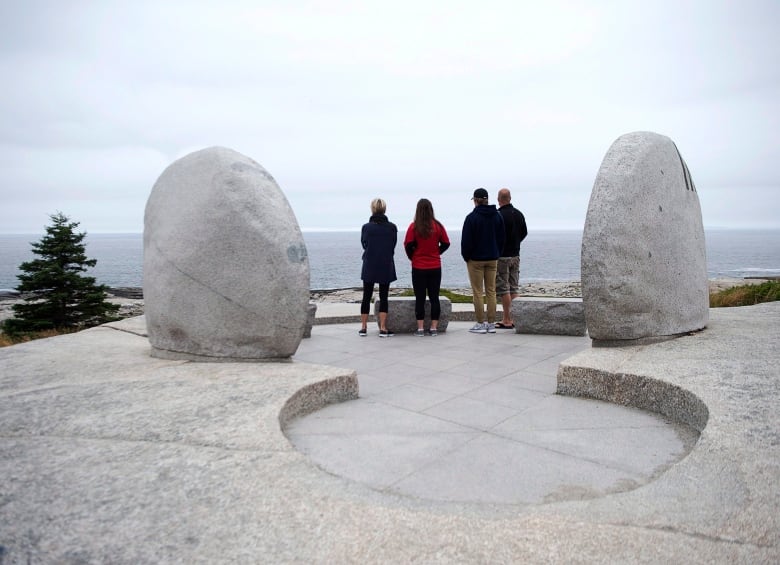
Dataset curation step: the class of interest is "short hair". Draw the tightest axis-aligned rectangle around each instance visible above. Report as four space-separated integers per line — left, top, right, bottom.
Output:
498 188 511 203
370 198 386 215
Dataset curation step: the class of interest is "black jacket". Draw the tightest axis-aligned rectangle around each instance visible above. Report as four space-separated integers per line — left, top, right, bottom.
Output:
360 214 397 284
498 203 528 256
461 205 504 262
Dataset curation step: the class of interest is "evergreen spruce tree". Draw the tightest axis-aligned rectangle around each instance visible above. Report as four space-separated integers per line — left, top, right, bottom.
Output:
2 212 120 334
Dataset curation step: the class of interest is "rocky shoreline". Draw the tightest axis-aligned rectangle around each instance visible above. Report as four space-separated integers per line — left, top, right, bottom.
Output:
0 278 770 324
0 282 582 323
309 280 584 303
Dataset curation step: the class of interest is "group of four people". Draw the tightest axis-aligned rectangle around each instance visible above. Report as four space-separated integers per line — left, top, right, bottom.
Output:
359 188 527 337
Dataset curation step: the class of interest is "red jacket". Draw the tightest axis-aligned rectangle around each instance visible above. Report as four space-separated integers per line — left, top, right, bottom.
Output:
404 221 450 270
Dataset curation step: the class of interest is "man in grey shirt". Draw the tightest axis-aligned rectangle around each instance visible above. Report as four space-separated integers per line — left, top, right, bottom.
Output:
495 188 528 329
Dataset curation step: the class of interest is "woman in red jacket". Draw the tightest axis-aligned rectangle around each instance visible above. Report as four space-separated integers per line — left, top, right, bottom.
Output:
404 199 451 336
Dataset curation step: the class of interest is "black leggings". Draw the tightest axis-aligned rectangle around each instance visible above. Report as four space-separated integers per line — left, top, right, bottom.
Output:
411 268 442 320
361 281 390 314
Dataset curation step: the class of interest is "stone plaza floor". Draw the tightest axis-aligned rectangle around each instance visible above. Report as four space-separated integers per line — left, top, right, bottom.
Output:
289 321 698 505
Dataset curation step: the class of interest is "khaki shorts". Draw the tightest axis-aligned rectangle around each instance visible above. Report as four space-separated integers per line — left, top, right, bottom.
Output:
496 256 520 295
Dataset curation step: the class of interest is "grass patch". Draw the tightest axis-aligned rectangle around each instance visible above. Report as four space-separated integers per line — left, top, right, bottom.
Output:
2 282 774 347
0 327 79 348
401 282 780 308
710 281 780 308
399 288 473 303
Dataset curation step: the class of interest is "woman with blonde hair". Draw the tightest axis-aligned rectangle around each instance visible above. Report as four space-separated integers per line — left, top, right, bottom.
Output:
403 198 450 336
359 198 398 337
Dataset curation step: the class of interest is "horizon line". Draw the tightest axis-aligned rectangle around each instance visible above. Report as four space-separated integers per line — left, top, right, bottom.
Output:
1 225 779 236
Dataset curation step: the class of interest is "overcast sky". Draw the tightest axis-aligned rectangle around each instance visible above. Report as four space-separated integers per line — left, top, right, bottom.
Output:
1 0 778 234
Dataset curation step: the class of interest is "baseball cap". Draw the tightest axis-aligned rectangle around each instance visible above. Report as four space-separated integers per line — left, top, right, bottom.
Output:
472 188 488 200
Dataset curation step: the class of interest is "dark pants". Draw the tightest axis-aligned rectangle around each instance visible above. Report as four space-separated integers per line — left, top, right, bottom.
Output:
361 281 390 314
412 267 442 320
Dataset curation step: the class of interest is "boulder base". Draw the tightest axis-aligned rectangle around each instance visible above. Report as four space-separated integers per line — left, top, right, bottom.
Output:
512 297 586 336
304 303 317 338
374 297 451 333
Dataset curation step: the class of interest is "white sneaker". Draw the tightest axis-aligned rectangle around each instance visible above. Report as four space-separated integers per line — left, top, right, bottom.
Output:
469 322 487 334
486 323 496 333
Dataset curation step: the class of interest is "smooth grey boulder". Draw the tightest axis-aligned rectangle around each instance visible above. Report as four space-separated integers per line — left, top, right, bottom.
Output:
374 296 451 333
143 147 309 361
512 297 586 336
582 131 708 343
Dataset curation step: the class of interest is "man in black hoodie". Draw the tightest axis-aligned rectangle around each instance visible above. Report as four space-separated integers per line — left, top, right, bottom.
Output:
461 188 505 334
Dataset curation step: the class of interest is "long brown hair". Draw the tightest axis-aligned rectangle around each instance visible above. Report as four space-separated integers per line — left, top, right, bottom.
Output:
413 198 436 239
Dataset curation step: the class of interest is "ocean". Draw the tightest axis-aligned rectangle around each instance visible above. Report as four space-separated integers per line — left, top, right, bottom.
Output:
1 229 778 291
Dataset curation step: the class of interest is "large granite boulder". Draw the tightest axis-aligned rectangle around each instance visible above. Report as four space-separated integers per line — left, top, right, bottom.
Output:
144 147 309 361
582 132 708 344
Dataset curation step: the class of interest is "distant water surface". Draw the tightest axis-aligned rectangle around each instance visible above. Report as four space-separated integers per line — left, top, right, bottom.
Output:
0 229 778 290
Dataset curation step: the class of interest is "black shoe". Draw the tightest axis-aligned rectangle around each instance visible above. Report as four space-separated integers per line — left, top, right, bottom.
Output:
358 328 367 337
379 329 394 338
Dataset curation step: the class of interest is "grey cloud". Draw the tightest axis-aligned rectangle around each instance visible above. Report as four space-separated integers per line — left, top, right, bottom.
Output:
1 1 779 233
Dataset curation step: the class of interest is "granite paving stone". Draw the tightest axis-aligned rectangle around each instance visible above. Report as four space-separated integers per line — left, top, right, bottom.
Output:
0 304 777 563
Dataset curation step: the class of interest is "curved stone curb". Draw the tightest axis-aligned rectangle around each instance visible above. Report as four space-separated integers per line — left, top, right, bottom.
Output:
551 302 779 555
558 368 709 431
279 374 358 426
